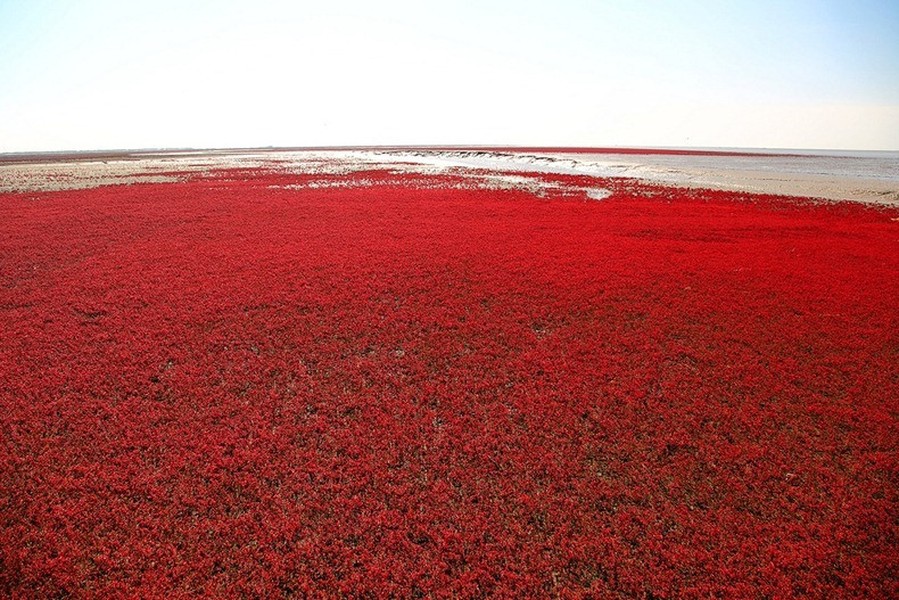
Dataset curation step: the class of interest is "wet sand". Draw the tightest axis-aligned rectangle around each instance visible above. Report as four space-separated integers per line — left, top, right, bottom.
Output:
542 151 899 205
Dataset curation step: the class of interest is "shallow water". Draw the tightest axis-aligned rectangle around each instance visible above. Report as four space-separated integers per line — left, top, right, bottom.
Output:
572 151 899 183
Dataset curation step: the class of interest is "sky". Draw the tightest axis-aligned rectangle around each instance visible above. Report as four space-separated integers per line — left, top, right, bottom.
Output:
1 0 898 152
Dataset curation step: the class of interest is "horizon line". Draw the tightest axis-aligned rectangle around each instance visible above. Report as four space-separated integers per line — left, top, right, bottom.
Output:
2 143 897 162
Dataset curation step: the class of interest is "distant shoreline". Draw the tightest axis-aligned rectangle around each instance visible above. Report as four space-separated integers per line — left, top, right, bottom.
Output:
2 147 897 205
4 145 898 165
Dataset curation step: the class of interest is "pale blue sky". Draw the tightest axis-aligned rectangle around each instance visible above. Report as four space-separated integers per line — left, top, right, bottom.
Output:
1 0 897 151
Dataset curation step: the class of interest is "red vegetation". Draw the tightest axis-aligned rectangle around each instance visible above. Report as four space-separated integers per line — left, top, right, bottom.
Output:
1 169 897 597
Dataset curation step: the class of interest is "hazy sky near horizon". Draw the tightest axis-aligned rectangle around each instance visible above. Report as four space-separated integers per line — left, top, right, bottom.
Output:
1 0 898 152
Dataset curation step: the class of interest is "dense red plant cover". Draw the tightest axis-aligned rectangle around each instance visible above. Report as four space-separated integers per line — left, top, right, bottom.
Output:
1 167 897 598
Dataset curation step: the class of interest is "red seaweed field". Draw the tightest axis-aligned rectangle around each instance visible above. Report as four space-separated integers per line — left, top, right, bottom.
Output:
1 166 897 597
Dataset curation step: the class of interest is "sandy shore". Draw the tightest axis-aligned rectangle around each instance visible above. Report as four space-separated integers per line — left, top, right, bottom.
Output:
543 151 899 205
1 148 897 205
